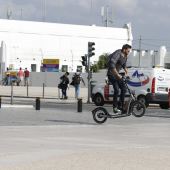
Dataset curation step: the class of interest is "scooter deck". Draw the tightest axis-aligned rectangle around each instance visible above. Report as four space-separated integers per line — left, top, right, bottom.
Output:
92 107 131 119
107 112 131 119
100 107 131 118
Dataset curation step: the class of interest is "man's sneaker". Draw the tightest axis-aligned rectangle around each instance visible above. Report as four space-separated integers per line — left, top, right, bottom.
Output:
113 107 120 113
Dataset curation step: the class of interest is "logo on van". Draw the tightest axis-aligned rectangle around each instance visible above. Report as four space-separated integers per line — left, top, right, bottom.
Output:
157 76 164 81
127 70 150 87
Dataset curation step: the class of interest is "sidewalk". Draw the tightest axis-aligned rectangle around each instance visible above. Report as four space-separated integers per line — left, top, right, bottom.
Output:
0 85 88 102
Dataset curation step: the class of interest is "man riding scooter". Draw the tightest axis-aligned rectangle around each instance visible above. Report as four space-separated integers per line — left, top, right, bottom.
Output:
107 44 132 114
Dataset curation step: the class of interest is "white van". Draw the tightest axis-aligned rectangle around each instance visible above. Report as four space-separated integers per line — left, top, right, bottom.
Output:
91 67 170 109
128 67 170 108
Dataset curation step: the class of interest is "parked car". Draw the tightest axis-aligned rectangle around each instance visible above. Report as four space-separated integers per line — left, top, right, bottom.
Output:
91 67 170 109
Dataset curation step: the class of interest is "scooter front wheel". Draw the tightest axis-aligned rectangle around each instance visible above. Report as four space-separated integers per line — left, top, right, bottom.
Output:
92 107 108 124
130 101 146 117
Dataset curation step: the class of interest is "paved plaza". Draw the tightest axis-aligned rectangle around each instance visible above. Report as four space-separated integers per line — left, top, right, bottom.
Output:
0 85 170 169
0 103 170 169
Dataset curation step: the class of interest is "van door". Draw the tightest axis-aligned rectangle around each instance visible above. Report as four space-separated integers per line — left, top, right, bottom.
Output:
127 68 152 96
109 84 114 101
155 69 170 94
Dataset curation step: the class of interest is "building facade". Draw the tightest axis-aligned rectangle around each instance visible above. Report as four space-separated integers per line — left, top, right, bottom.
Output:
128 46 170 68
0 19 132 73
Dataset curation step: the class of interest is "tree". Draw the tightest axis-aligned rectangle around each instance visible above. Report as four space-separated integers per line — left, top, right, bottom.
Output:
90 64 99 73
90 53 109 72
97 53 109 69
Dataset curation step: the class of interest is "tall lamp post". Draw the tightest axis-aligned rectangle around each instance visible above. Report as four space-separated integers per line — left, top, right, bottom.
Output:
42 0 46 22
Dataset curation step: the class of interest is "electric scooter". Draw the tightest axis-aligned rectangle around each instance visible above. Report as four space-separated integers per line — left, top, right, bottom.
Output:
92 76 146 124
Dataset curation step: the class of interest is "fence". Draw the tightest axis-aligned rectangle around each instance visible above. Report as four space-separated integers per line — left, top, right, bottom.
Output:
0 70 106 102
0 84 88 99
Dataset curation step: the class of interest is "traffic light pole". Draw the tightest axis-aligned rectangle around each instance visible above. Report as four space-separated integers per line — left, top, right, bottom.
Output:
87 54 91 104
87 41 95 104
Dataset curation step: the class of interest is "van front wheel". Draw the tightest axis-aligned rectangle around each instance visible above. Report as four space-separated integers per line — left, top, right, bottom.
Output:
138 96 149 108
93 94 104 106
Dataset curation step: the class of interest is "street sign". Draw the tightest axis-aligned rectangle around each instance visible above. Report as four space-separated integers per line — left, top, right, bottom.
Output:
42 59 59 72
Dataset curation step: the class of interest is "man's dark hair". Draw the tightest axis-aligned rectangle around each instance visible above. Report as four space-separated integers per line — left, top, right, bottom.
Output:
122 44 132 50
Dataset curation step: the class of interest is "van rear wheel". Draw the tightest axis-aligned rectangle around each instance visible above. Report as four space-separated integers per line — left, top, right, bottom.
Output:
131 101 146 117
160 103 169 109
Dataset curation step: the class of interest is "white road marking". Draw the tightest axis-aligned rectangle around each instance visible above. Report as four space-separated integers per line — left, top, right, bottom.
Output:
1 104 33 108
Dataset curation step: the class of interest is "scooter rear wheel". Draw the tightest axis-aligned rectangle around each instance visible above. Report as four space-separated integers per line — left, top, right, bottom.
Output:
92 107 108 124
130 101 146 117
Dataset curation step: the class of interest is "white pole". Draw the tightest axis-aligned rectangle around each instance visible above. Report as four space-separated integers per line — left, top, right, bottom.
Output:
42 0 46 22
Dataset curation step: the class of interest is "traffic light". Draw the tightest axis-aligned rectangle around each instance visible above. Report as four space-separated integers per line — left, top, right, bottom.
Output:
81 55 87 67
88 42 95 57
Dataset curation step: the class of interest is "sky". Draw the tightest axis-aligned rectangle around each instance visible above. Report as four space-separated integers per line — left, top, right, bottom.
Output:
0 0 170 51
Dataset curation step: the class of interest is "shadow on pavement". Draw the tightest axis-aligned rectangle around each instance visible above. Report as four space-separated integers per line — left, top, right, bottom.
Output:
45 119 97 125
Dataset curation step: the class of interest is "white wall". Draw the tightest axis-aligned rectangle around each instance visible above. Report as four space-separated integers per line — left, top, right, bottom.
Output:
128 46 167 68
0 19 132 72
29 71 107 87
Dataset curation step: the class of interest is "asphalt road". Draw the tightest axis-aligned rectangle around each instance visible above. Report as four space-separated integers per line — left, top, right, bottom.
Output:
0 101 169 126
0 102 170 170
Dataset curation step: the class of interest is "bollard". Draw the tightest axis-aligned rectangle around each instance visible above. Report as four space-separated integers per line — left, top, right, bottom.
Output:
0 96 1 108
77 98 82 112
169 89 170 108
11 82 13 105
27 83 29 97
35 97 40 110
42 83 45 98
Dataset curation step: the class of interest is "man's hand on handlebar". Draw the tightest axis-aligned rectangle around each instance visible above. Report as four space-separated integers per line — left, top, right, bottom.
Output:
120 75 130 81
117 75 122 80
125 76 130 80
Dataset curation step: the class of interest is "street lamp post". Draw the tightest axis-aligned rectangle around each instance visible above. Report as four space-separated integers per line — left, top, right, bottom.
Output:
42 0 46 22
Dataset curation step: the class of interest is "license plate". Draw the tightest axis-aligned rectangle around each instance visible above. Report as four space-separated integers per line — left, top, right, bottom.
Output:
157 87 168 92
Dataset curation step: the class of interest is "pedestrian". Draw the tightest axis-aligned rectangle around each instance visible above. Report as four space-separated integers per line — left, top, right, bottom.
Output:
107 44 132 114
71 72 85 99
24 68 30 86
4 67 10 86
17 67 24 86
58 72 69 99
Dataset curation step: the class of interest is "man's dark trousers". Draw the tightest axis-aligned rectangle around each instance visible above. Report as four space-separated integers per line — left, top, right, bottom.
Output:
108 75 127 109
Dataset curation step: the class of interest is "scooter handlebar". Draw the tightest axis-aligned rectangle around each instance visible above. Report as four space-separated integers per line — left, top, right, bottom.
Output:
121 76 131 81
